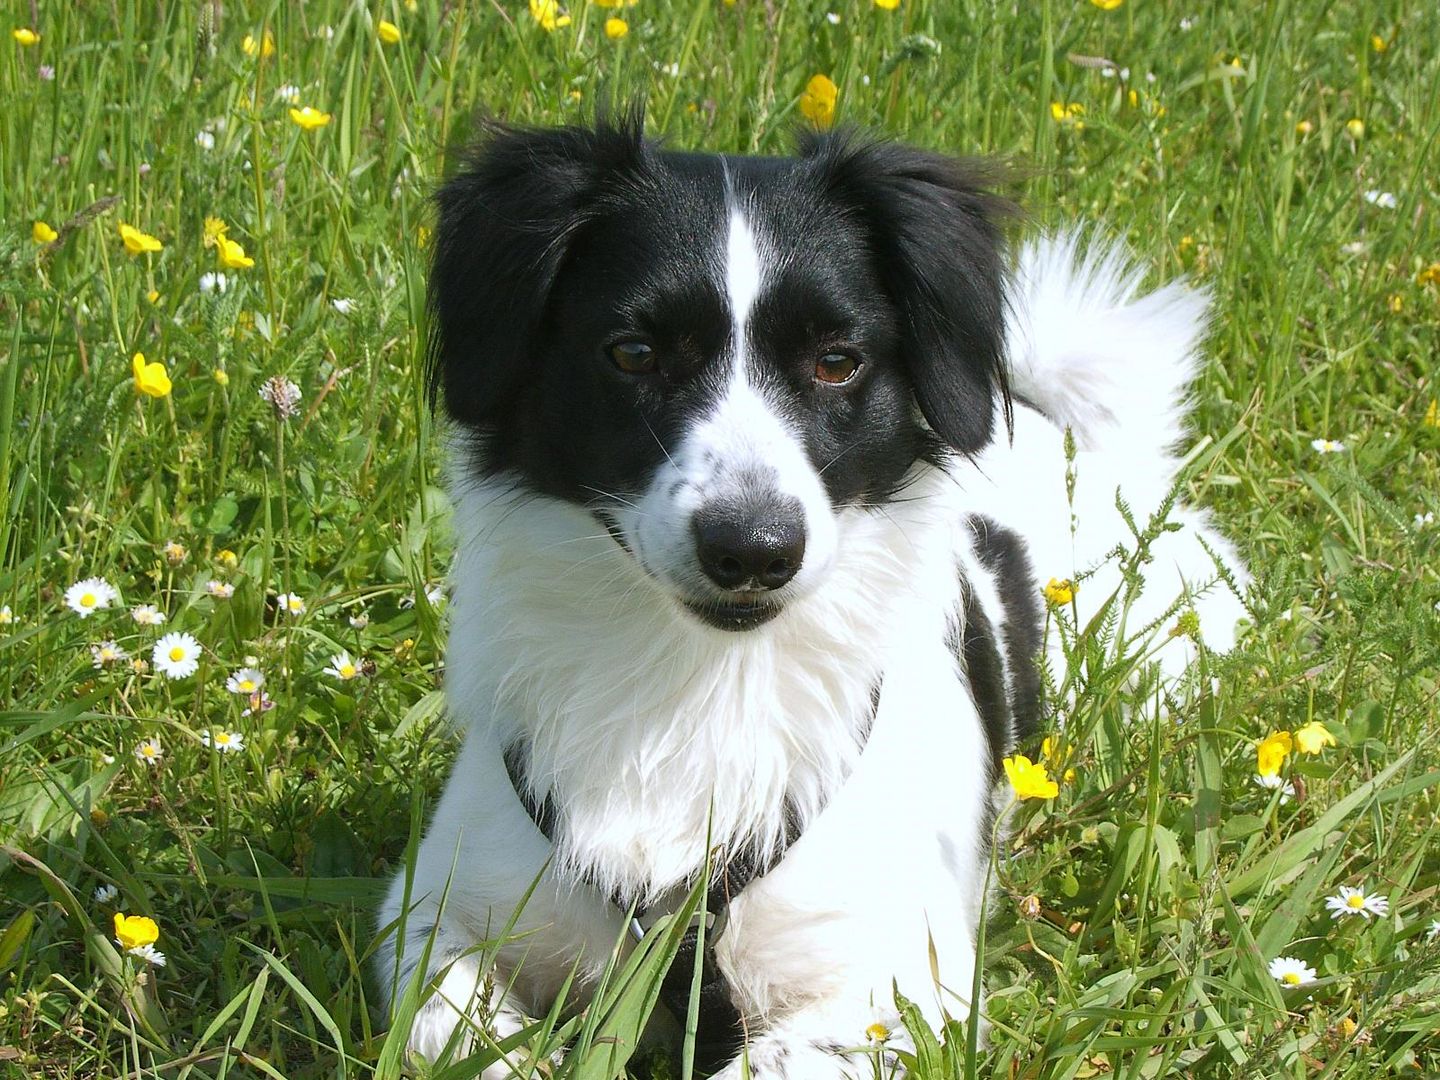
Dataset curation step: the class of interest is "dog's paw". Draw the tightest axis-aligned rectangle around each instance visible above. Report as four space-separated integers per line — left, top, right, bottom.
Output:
709 1033 902 1080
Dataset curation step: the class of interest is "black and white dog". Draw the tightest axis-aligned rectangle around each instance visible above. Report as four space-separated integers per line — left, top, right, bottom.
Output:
377 114 1247 1078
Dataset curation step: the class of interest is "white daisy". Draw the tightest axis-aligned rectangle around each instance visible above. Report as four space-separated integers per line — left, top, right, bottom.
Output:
128 943 167 967
201 729 246 753
348 610 369 630
1253 773 1296 803
93 884 119 903
0 604 14 624
275 83 301 103
1363 189 1397 209
152 632 202 679
1325 885 1389 920
133 737 164 766
91 640 129 669
1268 956 1317 987
131 604 166 627
195 130 215 150
1311 438 1347 454
199 271 230 295
825 12 840 25
1179 16 1195 30
65 577 119 618
275 592 307 617
330 297 356 314
162 540 187 566
326 651 360 680
206 580 235 599
1429 919 1440 940
1414 512 1434 529
225 667 265 695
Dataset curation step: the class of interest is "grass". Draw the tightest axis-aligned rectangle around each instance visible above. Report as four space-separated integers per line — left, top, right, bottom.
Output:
2 0 1439 1076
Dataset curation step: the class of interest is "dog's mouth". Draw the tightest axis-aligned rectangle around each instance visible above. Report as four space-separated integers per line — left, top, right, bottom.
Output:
681 595 782 632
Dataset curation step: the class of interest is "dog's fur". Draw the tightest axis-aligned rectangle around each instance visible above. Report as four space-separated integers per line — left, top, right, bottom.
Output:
376 115 1248 1078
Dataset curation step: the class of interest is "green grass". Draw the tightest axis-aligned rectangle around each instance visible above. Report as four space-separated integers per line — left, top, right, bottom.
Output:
2 0 1439 1076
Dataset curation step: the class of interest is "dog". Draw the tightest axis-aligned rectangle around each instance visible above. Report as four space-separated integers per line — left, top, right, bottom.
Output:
376 113 1249 1078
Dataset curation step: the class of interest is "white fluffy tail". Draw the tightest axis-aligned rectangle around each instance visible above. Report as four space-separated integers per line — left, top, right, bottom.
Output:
1005 232 1209 462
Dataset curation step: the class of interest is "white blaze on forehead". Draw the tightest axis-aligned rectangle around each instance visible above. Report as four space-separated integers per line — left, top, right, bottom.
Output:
724 207 764 375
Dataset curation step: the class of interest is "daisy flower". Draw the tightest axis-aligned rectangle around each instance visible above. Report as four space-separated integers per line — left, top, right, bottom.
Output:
127 942 168 967
275 83 300 103
199 271 230 295
330 297 356 314
65 577 119 618
201 729 246 753
133 737 164 766
225 667 265 695
1254 773 1296 803
1268 956 1317 987
206 580 235 599
0 604 13 624
275 592 307 617
1415 511 1434 529
195 130 215 150
163 540 187 566
91 640 129 669
348 610 369 630
1428 919 1439 940
152 632 202 679
1311 438 1347 454
1363 189 1397 209
326 651 360 680
1325 885 1389 920
93 883 119 903
131 604 166 627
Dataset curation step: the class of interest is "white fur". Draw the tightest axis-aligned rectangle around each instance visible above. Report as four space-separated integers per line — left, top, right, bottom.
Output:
376 232 1250 1075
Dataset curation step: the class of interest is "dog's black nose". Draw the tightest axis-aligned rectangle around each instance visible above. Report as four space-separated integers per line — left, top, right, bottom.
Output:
693 506 806 591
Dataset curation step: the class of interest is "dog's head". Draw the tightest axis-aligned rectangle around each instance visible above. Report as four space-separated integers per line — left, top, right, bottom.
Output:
430 113 1011 631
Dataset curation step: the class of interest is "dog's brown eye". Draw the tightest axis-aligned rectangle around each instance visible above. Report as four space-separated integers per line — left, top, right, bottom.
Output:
609 341 656 374
814 353 861 385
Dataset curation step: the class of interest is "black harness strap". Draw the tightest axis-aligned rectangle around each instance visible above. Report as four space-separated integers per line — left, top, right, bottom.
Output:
502 682 881 1074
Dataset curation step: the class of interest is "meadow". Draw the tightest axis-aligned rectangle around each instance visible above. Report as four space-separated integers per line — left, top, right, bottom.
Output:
2 0 1439 1076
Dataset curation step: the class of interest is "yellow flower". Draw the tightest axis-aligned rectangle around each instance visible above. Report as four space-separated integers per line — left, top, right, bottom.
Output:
132 353 172 398
594 0 639 6
1345 118 1365 140
377 20 401 44
216 548 238 569
289 105 332 131
32 220 57 244
1051 102 1085 129
1256 730 1293 778
242 31 275 58
874 0 901 9
202 216 228 248
1417 263 1440 286
213 369 230 387
605 17 628 39
1425 400 1439 427
1293 721 1336 756
1089 0 1122 9
216 236 255 269
113 913 160 950
1043 577 1076 606
799 74 838 129
417 224 432 247
12 28 40 46
146 289 160 304
1295 119 1313 135
1003 754 1059 800
1387 293 1403 314
1370 34 1387 53
529 0 572 30
119 223 163 256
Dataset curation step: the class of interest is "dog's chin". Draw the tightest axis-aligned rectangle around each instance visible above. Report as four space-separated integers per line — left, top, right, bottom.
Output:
681 595 783 632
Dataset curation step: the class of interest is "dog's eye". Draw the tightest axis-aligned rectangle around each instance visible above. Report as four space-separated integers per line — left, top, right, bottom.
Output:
609 341 657 375
814 353 861 386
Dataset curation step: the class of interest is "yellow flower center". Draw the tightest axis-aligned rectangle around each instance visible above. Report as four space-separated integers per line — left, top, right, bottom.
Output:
288 599 302 611
141 746 156 757
340 664 356 678
169 647 186 662
81 592 97 607
240 679 255 691
865 1023 890 1041
1347 894 1366 909
1282 972 1300 985
216 732 232 745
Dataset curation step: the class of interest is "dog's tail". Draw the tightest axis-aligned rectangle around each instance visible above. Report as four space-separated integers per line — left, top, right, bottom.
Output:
1005 231 1209 461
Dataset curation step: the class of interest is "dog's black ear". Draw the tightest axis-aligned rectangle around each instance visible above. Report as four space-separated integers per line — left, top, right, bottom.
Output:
799 131 1014 453
429 111 647 427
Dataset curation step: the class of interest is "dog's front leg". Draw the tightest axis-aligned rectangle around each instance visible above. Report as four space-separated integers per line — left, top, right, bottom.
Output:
709 1003 912 1080
377 730 625 1068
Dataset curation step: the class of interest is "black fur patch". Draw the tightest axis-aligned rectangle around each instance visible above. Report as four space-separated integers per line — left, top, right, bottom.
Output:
969 514 1044 744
